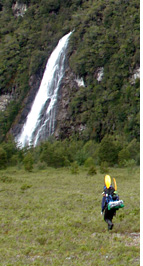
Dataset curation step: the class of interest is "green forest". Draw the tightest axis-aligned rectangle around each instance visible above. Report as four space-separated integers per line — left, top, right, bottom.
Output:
0 0 140 169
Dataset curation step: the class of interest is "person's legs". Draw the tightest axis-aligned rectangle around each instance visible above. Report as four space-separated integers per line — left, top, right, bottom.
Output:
104 207 115 230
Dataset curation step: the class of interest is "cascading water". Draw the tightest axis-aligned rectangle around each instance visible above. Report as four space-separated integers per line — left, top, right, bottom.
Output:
16 31 72 147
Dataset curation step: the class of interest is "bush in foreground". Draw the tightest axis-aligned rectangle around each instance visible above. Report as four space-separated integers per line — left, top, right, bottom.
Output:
23 152 34 172
0 147 7 169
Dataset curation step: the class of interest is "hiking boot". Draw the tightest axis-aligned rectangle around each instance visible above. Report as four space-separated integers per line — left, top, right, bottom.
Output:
108 223 114 230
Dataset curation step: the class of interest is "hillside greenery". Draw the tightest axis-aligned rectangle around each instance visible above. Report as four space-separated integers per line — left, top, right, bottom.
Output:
0 0 140 147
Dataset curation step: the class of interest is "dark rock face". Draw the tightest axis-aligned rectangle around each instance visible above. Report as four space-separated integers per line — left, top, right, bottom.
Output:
54 66 87 139
0 94 13 112
54 67 79 139
11 74 42 138
11 65 84 142
12 2 27 17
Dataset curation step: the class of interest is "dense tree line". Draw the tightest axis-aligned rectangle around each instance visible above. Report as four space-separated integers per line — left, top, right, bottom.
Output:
0 136 139 171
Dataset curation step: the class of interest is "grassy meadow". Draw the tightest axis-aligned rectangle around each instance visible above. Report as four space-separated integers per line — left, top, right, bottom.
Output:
0 166 140 265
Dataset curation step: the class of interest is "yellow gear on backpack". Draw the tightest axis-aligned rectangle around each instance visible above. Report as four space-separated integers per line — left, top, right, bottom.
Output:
113 177 117 191
104 175 111 189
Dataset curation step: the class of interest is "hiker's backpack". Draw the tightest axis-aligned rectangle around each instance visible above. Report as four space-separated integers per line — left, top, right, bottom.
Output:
104 187 124 210
104 187 117 203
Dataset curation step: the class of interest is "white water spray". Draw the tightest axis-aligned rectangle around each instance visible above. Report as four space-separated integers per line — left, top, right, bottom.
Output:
16 32 72 147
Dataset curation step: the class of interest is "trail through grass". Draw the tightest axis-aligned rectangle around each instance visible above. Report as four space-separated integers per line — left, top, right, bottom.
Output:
0 166 140 265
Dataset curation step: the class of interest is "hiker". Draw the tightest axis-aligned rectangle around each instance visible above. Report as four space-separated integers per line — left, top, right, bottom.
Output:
101 175 119 230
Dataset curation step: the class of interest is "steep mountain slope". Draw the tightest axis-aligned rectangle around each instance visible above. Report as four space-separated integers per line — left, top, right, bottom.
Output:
0 0 140 143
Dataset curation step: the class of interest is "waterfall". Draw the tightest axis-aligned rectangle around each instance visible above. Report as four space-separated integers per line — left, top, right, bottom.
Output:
16 31 72 147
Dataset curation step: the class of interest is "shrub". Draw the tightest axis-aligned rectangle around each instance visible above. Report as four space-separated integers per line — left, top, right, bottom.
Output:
0 147 7 169
98 136 119 166
40 142 53 166
87 166 97 176
83 140 98 158
40 141 69 168
100 161 109 174
127 139 140 164
84 157 95 168
52 148 68 167
10 154 19 166
123 159 136 173
61 139 84 163
118 148 131 167
124 159 136 167
1 139 18 162
70 161 79 174
63 157 70 167
23 152 34 172
75 148 88 165
36 161 47 170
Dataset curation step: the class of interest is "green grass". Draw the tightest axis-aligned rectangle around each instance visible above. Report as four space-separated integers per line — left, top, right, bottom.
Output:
0 166 140 265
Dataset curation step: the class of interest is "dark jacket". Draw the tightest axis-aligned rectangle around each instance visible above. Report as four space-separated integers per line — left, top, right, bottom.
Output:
101 186 115 212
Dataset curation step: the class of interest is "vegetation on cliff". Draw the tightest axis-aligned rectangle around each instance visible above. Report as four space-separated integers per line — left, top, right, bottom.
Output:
0 0 140 148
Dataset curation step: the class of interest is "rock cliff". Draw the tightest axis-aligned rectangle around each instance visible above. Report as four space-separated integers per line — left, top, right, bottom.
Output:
10 64 86 142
